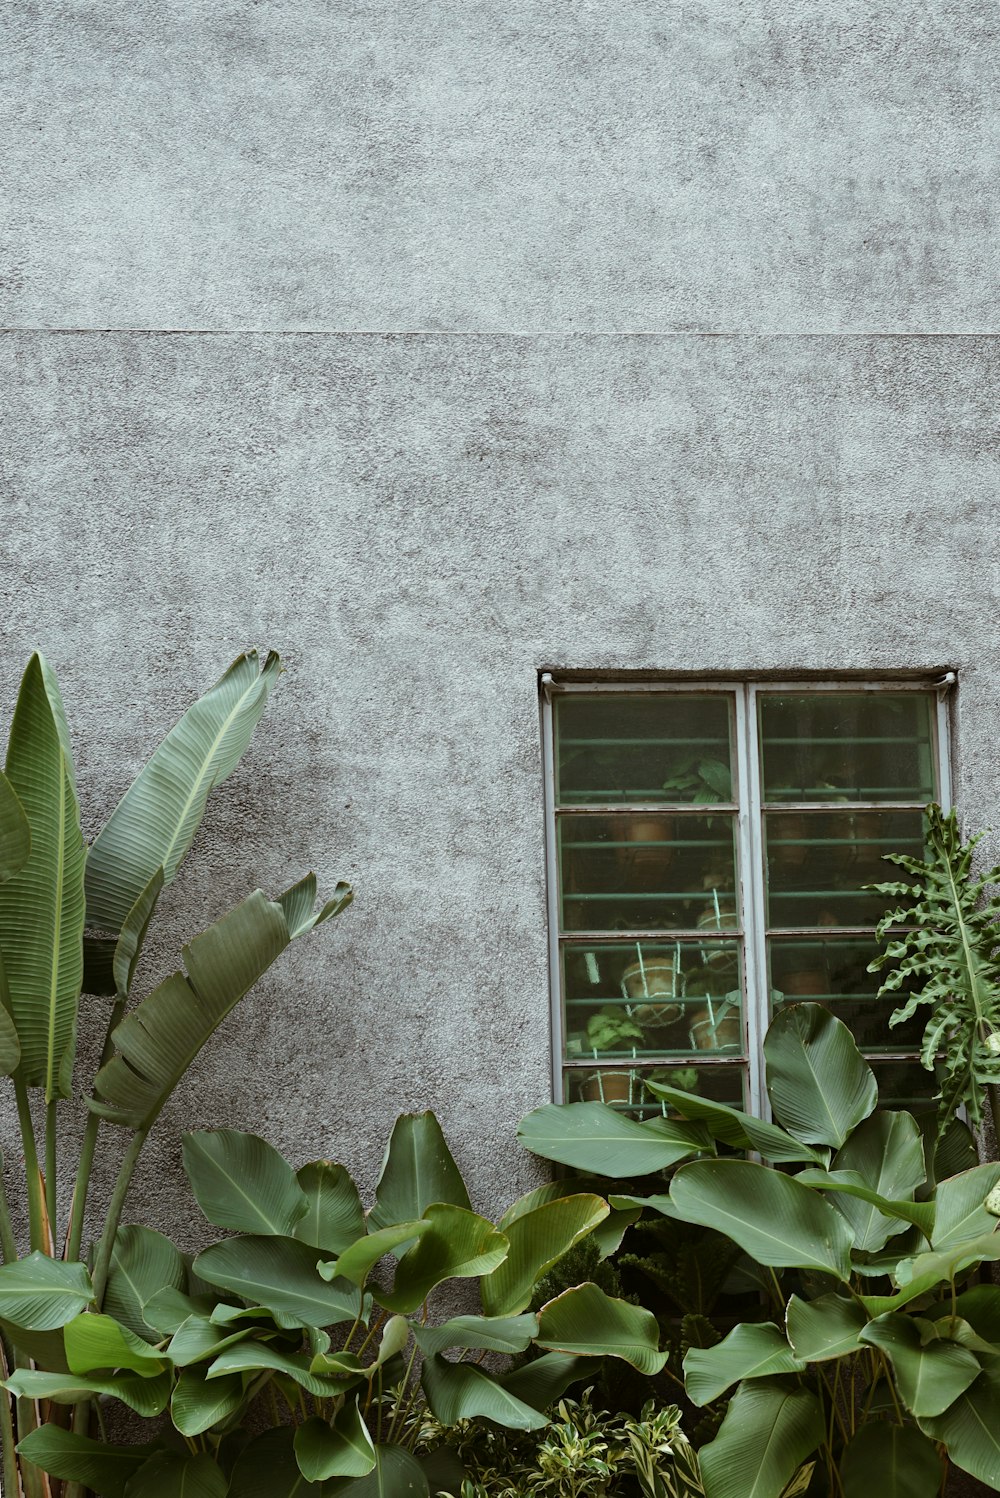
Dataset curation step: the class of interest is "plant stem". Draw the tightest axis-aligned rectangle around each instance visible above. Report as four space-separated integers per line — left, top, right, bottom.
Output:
90 1127 149 1306
45 1099 58 1255
0 1341 21 1498
14 1077 47 1253
0 1159 18 1264
66 998 125 1263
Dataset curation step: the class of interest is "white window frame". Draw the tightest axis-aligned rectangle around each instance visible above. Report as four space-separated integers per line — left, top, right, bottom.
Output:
540 675 954 1118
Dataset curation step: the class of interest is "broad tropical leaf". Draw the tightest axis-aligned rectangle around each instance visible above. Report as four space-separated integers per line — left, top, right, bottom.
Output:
670 1160 854 1280
684 1323 801 1406
785 1294 868 1363
377 1205 509 1314
194 1234 362 1328
0 767 29 881
322 1221 430 1287
165 1314 253 1368
644 1082 826 1164
517 1102 708 1176
481 1194 609 1315
764 1004 877 1149
330 1445 429 1498
830 1110 927 1252
171 1367 245 1437
698 1378 824 1498
5 1366 171 1417
931 1163 1000 1249
124 1449 228 1497
421 1355 549 1431
499 1351 601 1410
15 1427 160 1498
64 1312 169 1377
294 1401 376 1482
112 867 165 997
228 1427 324 1496
413 1313 538 1357
0 1005 19 1075
536 1282 667 1374
294 1160 366 1253
104 1225 186 1342
794 1169 934 1240
0 1252 93 1330
840 1423 941 1498
860 1313 981 1417
209 1341 360 1398
85 650 282 933
92 878 351 1129
919 1358 1000 1488
0 653 86 1098
183 1129 310 1236
368 1112 471 1231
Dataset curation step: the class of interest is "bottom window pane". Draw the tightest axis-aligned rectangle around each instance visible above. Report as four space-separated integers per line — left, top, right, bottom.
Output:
563 1064 745 1118
769 937 925 1053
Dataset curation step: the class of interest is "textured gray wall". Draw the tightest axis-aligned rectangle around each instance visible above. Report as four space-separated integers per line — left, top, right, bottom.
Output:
1 0 998 1246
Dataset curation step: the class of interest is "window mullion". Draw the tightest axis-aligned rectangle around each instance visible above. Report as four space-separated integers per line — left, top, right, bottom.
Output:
742 683 771 1120
541 683 565 1102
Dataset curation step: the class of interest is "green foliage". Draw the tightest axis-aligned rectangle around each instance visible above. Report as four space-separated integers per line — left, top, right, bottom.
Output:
868 801 1000 1133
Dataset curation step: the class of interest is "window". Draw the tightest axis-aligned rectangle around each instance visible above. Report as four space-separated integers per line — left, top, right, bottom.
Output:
541 678 952 1119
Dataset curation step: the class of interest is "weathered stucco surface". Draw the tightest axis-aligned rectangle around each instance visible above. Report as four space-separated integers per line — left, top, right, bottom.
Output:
0 1 998 1245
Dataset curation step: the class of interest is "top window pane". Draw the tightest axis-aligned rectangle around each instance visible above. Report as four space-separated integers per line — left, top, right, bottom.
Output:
758 693 935 804
556 695 734 806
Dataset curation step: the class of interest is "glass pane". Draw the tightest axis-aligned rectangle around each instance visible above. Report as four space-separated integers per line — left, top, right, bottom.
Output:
769 937 925 1053
563 940 744 1059
556 695 734 806
559 813 738 932
563 1063 745 1117
765 809 923 929
869 1059 940 1113
759 692 935 803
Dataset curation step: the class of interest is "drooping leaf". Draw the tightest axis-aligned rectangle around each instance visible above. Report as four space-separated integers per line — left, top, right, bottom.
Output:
919 1358 1000 1488
499 1351 601 1410
172 1367 246 1437
860 1313 981 1417
413 1313 538 1358
104 1225 186 1342
517 1102 709 1176
228 1426 324 1496
644 1082 826 1164
377 1205 509 1314
322 1221 430 1287
536 1282 667 1374
894 1232 1000 1290
670 1160 854 1281
698 1378 824 1498
85 650 282 934
0 1252 93 1330
764 1004 877 1150
795 1169 934 1240
15 1426 160 1498
294 1160 366 1253
112 867 165 997
684 1324 801 1407
92 878 351 1129
785 1294 868 1363
64 1312 169 1377
294 1401 376 1482
421 1356 549 1431
183 1129 310 1237
194 1234 362 1328
123 1449 228 1497
368 1112 471 1231
841 1423 941 1498
481 1194 609 1316
0 653 86 1099
209 1340 361 1398
6 1366 171 1417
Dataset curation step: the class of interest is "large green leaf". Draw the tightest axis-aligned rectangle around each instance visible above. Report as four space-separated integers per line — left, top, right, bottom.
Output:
919 1358 1000 1488
15 1427 160 1498
228 1427 324 1497
860 1313 981 1417
684 1324 801 1407
481 1194 609 1316
322 1221 430 1287
894 1232 1000 1290
931 1163 1000 1249
670 1160 854 1280
294 1160 366 1253
0 767 29 882
171 1367 246 1437
413 1313 538 1357
499 1352 601 1410
183 1129 310 1236
5 1367 171 1417
104 1225 186 1342
0 1252 93 1330
142 1288 218 1336
536 1282 667 1374
209 1341 360 1398
165 1314 253 1368
698 1378 824 1498
0 654 86 1098
64 1312 169 1377
785 1294 868 1363
0 1005 19 1075
85 650 282 933
92 878 350 1129
331 1445 429 1498
421 1355 549 1431
830 1110 928 1252
795 1169 934 1240
194 1234 362 1328
840 1423 942 1498
294 1401 376 1482
643 1082 826 1164
368 1112 471 1231
124 1449 228 1497
111 867 165 998
764 1005 877 1150
517 1102 708 1176
377 1205 509 1314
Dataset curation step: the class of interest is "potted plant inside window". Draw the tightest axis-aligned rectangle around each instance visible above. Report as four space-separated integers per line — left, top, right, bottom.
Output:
579 1007 645 1103
661 756 732 805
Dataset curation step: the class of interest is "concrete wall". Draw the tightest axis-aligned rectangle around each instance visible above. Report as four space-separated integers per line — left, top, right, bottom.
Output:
1 1 998 1245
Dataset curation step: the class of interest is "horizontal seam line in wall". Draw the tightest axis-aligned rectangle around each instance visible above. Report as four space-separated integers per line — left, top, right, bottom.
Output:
1 328 999 339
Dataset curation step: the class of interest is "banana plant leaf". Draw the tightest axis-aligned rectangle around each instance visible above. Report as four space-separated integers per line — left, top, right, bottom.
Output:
684 1323 802 1407
322 1221 430 1287
517 1102 709 1176
208 1341 361 1398
165 1314 254 1368
227 1427 323 1497
860 1313 981 1417
368 1112 471 1231
481 1194 609 1316
85 650 282 934
0 653 86 1099
643 1083 826 1164
785 1294 869 1363
763 1004 877 1150
63 1312 169 1378
183 1129 310 1237
329 1444 429 1498
194 1234 362 1328
0 1252 93 1330
794 1170 934 1242
829 1110 928 1252
931 1163 1000 1249
421 1355 549 1431
698 1378 824 1498
294 1401 376 1482
15 1427 162 1498
123 1449 228 1496
376 1205 509 1314
5 1367 171 1417
498 1352 602 1409
104 1225 187 1343
171 1368 246 1438
535 1282 667 1374
294 1160 366 1253
412 1313 538 1357
91 877 351 1130
919 1358 1000 1488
